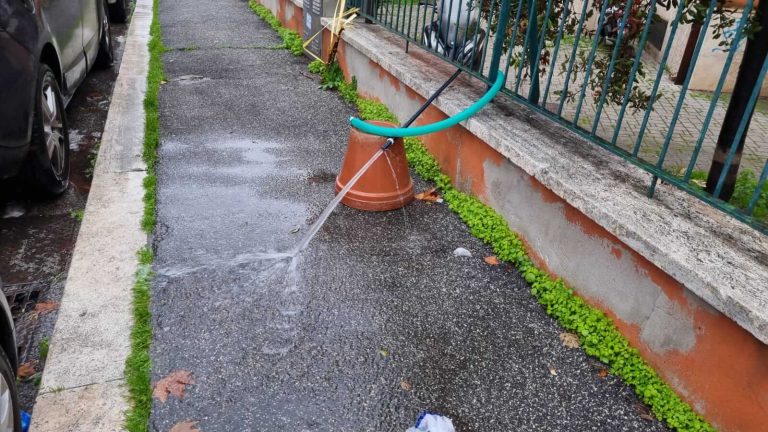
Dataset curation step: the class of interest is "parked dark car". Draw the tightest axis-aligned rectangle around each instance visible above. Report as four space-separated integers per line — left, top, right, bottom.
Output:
0 276 19 432
0 0 126 196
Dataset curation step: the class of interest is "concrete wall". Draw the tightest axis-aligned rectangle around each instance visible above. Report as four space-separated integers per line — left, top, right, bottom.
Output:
326 25 768 432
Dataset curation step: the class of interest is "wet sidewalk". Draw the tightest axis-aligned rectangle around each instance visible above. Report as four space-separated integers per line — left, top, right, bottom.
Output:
150 0 667 429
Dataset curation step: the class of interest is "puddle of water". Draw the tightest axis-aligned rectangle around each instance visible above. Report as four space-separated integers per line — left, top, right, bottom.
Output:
172 74 211 85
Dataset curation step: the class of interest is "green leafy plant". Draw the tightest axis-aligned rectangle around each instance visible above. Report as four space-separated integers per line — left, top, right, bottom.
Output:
320 62 346 90
248 1 304 55
308 59 325 74
70 209 85 222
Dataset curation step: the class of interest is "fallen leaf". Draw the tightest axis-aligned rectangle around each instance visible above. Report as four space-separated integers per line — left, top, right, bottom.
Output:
153 370 195 403
558 332 580 349
548 365 557 376
170 420 199 432
17 361 37 379
35 301 59 314
160 80 168 85
414 188 441 202
640 413 655 421
378 348 389 358
483 256 500 265
400 380 412 391
289 227 300 234
597 368 609 378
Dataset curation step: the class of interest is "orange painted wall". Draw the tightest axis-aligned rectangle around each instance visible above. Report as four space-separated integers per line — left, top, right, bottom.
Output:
274 0 303 37
329 33 768 432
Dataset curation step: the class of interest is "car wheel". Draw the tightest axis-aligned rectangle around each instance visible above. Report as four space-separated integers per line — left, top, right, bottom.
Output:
26 65 70 197
95 1 114 69
108 0 129 23
0 349 20 432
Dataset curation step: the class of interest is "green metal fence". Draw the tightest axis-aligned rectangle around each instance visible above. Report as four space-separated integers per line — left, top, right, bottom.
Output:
349 0 768 233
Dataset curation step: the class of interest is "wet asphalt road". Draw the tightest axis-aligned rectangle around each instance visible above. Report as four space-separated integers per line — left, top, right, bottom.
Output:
151 0 668 430
0 22 128 411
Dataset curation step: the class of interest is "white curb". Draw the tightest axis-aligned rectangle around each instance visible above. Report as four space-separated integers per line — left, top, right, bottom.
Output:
30 0 153 429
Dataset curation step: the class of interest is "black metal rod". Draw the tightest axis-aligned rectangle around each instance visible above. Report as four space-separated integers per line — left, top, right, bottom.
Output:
382 68 463 149
705 0 768 200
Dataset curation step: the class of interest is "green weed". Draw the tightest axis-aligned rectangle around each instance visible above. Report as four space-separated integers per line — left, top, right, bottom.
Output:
39 338 49 363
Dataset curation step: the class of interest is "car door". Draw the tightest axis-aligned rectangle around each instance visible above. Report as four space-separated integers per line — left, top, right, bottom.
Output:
42 0 85 95
80 0 99 67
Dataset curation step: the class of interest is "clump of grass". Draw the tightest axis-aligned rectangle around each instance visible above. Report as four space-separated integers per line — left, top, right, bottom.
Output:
39 338 49 363
124 0 162 429
69 209 84 222
124 247 153 432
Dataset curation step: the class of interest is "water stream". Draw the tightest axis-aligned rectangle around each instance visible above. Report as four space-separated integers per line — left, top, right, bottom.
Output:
157 148 389 355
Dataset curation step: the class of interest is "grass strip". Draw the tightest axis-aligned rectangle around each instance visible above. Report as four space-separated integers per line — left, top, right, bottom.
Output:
248 0 304 55
125 0 164 429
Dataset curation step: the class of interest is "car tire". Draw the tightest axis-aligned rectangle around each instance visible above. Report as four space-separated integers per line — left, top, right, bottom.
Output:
108 0 129 23
26 65 70 197
0 348 21 432
95 1 114 69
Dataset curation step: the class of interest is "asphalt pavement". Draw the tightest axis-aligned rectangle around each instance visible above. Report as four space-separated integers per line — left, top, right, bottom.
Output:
151 0 668 430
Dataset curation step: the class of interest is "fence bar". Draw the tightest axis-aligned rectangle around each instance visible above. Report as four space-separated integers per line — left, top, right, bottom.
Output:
557 0 590 116
513 0 538 94
591 0 635 135
713 54 768 198
610 0 657 146
632 0 686 157
478 0 498 71
502 0 527 88
685 1 754 182
527 0 542 103
488 0 512 83
747 160 768 214
572 0 612 126
541 0 570 107
648 0 715 198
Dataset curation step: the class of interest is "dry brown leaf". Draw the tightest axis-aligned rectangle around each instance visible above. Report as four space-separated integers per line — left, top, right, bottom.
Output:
400 380 412 391
548 365 557 376
170 420 199 432
414 188 441 202
558 332 580 349
17 361 37 379
483 256 500 265
597 368 609 378
153 370 195 403
34 301 59 314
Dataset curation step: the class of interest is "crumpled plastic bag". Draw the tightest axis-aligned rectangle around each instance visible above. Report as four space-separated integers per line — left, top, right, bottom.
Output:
406 412 456 432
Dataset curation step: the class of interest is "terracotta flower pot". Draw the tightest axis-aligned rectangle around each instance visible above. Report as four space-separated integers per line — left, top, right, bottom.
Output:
335 121 414 211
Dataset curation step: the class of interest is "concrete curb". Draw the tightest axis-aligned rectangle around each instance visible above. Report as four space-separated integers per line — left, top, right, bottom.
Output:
30 0 152 429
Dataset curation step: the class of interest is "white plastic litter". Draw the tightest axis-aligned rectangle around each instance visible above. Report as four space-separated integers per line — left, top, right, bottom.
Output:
453 247 472 257
406 413 456 432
